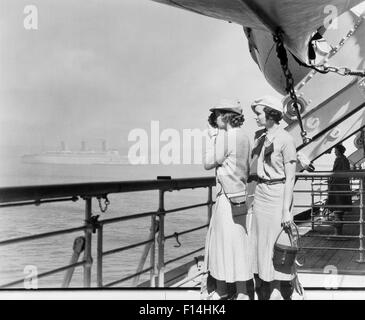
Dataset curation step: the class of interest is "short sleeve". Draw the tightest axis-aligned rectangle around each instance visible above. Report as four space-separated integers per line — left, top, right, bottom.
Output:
213 130 229 165
281 136 297 164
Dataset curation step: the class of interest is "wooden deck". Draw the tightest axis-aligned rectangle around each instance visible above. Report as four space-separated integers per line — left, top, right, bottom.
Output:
298 199 365 274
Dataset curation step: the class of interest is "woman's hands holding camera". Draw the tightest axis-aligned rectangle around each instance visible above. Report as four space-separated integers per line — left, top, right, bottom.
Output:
207 123 218 139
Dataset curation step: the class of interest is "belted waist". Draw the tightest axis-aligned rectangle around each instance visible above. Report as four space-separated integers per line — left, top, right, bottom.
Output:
258 177 286 185
247 174 285 185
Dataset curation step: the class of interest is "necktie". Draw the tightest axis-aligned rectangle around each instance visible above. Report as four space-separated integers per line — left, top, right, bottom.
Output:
249 132 266 179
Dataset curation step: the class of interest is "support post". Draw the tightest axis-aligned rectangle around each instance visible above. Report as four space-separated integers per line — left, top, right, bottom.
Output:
207 186 213 225
62 236 85 288
84 197 93 287
357 178 365 263
157 190 165 287
311 179 315 231
150 214 157 288
96 224 103 287
133 216 157 286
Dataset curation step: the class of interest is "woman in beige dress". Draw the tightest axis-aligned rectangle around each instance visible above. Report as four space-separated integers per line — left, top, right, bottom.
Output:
249 95 297 300
203 99 253 300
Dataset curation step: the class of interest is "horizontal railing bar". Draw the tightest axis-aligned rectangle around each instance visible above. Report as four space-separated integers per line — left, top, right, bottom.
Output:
163 202 210 215
294 204 361 208
0 260 86 288
0 197 79 208
165 224 209 241
99 211 157 226
99 202 213 226
295 220 363 225
0 176 216 203
165 247 205 266
300 246 361 251
103 267 153 287
298 268 365 276
310 182 360 185
0 225 86 246
103 238 155 257
301 234 361 239
294 190 361 194
297 172 365 178
1 172 364 204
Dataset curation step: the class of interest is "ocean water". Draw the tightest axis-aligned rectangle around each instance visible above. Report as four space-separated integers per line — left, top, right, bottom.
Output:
0 152 212 288
0 151 314 288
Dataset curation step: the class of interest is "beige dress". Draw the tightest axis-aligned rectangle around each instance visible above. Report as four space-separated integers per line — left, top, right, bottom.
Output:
204 127 253 282
251 127 297 282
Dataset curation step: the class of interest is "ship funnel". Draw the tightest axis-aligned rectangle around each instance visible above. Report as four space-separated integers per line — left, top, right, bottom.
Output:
61 141 66 151
81 141 86 151
102 140 107 151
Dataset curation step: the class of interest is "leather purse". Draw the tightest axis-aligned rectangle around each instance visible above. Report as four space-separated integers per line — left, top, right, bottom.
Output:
273 223 300 272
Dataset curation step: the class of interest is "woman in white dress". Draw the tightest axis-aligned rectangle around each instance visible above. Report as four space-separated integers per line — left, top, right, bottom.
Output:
203 99 253 300
249 95 297 300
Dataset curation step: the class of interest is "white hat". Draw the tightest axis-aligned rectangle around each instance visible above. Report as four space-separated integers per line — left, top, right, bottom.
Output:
209 99 243 115
251 95 283 113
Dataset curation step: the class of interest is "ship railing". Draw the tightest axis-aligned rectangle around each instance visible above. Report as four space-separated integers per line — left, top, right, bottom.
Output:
293 170 365 264
0 171 364 289
0 176 215 289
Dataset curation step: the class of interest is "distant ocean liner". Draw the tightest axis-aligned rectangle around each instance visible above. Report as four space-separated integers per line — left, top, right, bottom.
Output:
22 141 129 165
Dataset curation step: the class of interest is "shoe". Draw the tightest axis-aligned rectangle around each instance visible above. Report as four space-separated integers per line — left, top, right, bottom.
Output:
206 291 228 300
235 293 250 300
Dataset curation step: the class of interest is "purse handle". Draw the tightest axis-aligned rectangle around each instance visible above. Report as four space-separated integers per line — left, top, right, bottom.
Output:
274 222 300 249
216 173 246 206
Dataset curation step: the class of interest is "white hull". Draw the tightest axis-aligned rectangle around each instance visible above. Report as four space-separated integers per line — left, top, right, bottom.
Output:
21 152 130 165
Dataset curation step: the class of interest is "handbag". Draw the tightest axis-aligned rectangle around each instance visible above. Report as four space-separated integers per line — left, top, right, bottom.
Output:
223 191 248 229
218 183 248 229
272 223 300 272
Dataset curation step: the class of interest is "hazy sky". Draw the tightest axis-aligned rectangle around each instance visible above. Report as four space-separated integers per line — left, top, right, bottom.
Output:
0 0 279 152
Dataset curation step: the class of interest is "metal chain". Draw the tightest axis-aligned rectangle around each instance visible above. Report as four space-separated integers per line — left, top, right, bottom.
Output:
308 16 365 77
273 28 311 144
296 16 364 92
97 195 110 213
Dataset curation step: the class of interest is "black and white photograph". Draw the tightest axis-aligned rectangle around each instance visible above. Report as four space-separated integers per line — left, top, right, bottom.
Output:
0 0 365 303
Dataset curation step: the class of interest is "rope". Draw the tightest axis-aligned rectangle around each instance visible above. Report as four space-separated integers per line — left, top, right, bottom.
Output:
97 195 110 213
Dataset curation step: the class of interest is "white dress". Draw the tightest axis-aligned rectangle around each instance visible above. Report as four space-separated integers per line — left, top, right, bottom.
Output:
250 128 297 282
203 127 253 282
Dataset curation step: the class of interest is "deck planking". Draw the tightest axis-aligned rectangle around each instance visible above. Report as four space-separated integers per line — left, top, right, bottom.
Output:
298 201 365 273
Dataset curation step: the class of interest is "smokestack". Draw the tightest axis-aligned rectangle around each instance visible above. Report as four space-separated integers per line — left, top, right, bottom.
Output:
81 141 86 151
61 141 66 151
102 140 107 152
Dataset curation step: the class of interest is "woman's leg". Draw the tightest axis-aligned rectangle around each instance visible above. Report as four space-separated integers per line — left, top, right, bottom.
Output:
216 280 228 298
257 280 292 300
254 275 271 300
279 280 294 300
236 279 255 300
207 273 216 294
266 281 292 300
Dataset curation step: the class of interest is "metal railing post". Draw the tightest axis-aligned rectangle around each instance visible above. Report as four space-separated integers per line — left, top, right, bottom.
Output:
311 179 315 231
62 236 85 288
84 197 93 287
150 214 157 287
157 190 165 287
357 178 365 263
97 224 103 287
133 216 156 287
207 186 213 224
